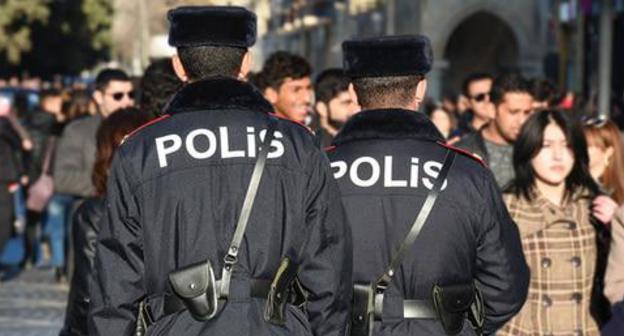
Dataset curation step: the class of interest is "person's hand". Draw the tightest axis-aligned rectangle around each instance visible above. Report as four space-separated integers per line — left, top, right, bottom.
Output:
447 136 461 145
8 183 19 193
0 96 11 117
22 139 33 151
593 195 619 224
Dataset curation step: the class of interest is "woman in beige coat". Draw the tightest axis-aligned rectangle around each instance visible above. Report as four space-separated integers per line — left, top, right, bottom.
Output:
498 110 610 336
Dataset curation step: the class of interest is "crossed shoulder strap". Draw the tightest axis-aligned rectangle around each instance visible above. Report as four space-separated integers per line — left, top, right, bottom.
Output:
219 117 278 299
375 149 457 295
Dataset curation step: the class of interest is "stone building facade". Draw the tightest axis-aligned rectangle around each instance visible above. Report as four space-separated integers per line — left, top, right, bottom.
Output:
112 0 552 100
260 0 551 99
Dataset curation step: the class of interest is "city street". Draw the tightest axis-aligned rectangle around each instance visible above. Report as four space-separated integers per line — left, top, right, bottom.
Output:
0 269 67 336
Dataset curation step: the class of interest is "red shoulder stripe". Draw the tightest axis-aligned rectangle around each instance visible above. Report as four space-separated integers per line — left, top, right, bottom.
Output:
125 114 171 140
269 112 313 134
324 145 336 152
437 141 486 167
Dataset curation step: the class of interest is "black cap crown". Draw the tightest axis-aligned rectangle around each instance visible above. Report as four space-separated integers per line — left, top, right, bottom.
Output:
342 35 433 78
168 6 256 48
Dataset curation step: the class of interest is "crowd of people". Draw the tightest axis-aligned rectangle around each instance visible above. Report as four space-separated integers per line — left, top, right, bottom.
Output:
0 5 624 336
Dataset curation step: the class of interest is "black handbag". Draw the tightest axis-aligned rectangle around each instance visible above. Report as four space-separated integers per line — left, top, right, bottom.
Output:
351 149 457 336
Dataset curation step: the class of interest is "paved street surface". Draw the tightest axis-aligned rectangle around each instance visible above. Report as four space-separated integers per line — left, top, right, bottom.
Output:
0 268 67 336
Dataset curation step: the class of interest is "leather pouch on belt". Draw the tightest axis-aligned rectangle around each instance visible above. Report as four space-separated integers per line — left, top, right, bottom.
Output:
432 283 474 335
264 258 302 325
351 283 374 336
169 260 220 321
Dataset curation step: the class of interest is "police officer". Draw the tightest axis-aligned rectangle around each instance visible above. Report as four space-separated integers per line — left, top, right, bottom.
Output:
89 6 352 336
327 35 529 335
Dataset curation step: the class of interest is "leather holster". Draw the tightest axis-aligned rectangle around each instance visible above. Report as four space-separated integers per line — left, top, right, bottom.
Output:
351 283 375 336
432 283 481 335
264 258 307 325
168 260 221 321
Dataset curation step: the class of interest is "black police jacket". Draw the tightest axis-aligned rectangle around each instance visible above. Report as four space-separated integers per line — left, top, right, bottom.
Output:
326 109 529 335
89 78 353 336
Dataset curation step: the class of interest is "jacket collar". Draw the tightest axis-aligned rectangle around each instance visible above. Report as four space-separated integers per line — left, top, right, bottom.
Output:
511 187 594 236
164 77 274 115
332 108 444 145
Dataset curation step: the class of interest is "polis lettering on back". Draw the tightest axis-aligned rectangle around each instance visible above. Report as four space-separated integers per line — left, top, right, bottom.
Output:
155 126 285 168
330 156 449 190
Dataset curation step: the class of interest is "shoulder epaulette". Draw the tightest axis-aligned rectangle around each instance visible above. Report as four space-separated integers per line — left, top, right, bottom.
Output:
121 114 171 145
270 112 313 135
324 145 336 152
437 141 486 167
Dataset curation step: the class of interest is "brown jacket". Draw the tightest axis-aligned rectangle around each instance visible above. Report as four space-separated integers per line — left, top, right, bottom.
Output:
498 190 599 336
605 206 624 305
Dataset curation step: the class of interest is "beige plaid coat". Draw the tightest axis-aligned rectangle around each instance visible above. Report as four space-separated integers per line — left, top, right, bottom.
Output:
498 190 598 336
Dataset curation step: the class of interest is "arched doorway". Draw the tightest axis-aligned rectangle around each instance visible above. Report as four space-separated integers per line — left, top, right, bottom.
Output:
443 11 519 95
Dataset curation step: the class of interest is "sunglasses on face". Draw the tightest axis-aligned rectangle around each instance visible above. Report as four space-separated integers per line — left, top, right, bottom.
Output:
582 116 608 128
108 91 135 101
470 92 490 103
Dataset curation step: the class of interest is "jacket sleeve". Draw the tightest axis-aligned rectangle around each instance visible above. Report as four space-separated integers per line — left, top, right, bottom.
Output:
53 122 95 196
474 168 529 334
605 207 624 305
88 150 144 335
297 149 353 336
0 138 19 184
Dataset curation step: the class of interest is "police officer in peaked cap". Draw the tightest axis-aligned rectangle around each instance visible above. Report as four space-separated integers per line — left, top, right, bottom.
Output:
326 35 529 335
89 6 352 336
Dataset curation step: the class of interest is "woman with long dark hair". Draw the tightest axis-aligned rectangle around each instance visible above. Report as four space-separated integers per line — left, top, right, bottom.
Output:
498 109 606 335
61 107 151 336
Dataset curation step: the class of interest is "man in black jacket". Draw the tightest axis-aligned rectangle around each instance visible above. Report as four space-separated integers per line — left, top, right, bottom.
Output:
89 6 352 336
327 35 529 335
313 68 360 148
455 73 534 188
260 51 313 124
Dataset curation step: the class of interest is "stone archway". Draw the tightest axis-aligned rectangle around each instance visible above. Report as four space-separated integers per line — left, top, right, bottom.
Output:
442 11 519 95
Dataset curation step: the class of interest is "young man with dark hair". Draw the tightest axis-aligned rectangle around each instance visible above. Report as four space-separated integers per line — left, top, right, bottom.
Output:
45 68 134 279
453 72 495 139
327 35 528 335
260 51 313 123
53 68 134 198
529 77 560 110
92 68 135 117
456 72 534 187
313 68 359 148
139 58 182 117
89 6 351 336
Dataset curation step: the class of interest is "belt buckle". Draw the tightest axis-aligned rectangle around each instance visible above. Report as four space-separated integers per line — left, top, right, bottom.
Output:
142 300 156 326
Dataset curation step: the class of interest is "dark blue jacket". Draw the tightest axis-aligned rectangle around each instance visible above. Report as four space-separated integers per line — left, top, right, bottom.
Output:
602 300 624 336
326 109 529 335
89 78 352 336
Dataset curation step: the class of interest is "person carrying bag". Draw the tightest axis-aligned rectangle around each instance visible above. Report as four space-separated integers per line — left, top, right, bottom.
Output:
27 136 56 212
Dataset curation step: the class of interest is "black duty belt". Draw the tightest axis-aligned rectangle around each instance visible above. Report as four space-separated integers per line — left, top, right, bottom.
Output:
403 300 437 319
162 279 272 315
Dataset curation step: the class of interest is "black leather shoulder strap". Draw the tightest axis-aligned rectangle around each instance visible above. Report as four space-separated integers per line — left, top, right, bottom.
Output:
220 117 278 298
375 149 457 291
